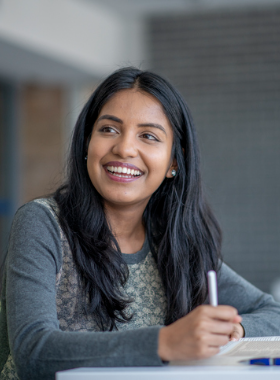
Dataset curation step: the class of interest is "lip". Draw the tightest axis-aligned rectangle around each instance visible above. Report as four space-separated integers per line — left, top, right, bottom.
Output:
103 161 144 183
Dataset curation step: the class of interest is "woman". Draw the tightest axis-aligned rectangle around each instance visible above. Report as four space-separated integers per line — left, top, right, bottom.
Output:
1 67 279 380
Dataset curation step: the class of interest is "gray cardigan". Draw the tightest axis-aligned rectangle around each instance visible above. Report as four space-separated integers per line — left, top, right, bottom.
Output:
1 199 280 380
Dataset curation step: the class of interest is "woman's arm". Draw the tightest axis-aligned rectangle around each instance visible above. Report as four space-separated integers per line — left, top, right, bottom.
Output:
157 261 280 362
217 263 280 337
158 304 241 361
5 201 162 380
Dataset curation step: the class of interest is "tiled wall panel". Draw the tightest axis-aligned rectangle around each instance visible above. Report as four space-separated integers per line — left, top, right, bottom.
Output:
148 7 280 292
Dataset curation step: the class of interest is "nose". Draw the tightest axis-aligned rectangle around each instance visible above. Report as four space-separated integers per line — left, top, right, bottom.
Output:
112 131 138 158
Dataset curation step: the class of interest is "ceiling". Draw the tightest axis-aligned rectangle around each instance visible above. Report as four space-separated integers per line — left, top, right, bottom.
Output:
90 0 280 15
0 39 98 85
1 0 280 85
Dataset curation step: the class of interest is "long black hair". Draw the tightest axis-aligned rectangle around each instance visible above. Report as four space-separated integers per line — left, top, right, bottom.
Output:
54 67 222 330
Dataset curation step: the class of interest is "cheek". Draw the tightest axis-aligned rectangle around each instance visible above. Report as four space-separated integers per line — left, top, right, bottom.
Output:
146 147 172 178
86 142 103 181
150 143 173 166
87 138 105 163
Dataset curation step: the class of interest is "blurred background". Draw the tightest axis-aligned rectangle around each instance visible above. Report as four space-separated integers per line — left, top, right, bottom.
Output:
0 0 279 297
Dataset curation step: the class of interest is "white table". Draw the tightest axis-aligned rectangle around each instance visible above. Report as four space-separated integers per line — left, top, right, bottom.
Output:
56 365 280 380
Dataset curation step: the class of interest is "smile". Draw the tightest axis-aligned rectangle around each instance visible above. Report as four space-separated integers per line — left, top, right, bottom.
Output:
106 166 142 177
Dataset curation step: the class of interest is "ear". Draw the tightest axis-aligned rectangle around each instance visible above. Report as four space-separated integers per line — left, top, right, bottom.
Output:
166 157 178 178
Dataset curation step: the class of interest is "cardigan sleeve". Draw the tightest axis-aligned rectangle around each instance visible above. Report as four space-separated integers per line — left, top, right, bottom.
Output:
4 201 163 380
217 263 280 337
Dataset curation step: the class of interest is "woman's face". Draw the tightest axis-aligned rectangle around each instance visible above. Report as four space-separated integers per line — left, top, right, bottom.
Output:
87 89 176 209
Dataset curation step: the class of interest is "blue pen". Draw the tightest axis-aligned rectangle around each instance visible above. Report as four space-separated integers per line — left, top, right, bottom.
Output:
240 358 280 366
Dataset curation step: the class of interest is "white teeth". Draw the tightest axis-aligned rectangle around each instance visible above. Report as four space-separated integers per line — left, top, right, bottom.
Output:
106 166 142 176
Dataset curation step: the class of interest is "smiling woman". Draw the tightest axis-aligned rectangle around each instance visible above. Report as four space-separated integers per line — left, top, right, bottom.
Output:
87 89 176 213
86 89 176 254
1 67 280 380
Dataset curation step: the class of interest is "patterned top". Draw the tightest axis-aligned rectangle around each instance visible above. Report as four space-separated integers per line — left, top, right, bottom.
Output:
0 198 167 379
2 199 279 379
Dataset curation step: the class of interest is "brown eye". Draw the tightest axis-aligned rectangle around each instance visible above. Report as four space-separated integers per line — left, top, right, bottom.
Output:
100 126 118 133
141 133 158 141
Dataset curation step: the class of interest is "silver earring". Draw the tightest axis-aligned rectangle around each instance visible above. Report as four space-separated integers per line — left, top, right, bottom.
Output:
171 169 177 177
85 155 88 160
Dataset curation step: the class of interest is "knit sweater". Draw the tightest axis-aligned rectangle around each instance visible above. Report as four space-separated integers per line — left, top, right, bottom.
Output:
1 199 280 380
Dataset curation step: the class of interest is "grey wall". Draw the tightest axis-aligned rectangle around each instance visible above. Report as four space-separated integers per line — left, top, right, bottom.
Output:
0 82 20 260
147 7 280 292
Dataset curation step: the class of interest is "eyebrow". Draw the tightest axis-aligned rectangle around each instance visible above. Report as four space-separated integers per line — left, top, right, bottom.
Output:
138 123 167 135
96 114 167 135
96 114 122 123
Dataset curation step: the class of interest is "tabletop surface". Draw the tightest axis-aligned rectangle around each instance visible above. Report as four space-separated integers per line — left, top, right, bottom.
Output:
56 365 280 380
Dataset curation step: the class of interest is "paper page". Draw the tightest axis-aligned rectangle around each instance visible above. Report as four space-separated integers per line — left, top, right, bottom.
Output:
170 336 280 367
219 336 280 357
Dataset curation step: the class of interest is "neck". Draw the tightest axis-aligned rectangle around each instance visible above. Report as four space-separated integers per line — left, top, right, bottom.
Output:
104 201 147 254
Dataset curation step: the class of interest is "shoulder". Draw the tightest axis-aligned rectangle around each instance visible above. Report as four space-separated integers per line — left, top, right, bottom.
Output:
15 197 58 219
12 197 60 233
9 197 63 272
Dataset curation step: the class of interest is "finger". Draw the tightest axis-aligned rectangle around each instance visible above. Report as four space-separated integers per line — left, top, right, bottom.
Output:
196 328 231 347
200 346 221 359
233 315 242 324
229 332 240 341
206 305 240 322
193 314 234 336
209 333 230 347
229 323 244 341
192 336 222 359
195 305 237 319
210 321 236 335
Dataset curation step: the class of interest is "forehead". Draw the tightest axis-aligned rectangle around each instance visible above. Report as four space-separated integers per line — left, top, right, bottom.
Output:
98 89 171 126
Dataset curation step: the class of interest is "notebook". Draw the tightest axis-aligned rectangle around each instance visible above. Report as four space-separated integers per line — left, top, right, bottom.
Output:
170 336 280 366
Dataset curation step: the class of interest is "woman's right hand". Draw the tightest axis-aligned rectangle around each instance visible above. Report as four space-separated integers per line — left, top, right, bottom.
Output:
158 305 242 361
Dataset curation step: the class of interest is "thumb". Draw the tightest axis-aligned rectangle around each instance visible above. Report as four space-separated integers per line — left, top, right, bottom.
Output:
229 323 244 341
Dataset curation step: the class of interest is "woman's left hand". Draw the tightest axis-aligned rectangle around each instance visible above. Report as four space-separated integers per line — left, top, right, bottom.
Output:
229 323 244 341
